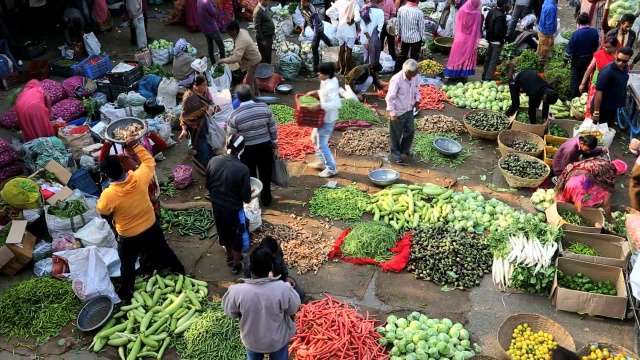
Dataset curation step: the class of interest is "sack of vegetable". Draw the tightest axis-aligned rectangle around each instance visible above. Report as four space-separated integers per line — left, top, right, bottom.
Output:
73 217 117 249
278 51 302 81
50 98 86 122
44 197 100 237
58 126 94 160
149 40 174 65
0 108 18 130
0 177 42 209
41 79 68 104
210 64 232 92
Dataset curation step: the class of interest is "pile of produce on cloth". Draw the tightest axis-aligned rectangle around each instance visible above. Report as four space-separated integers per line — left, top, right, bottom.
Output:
550 100 571 118
487 216 561 292
160 208 215 239
276 123 317 161
47 200 87 218
254 217 334 274
566 242 598 256
500 43 517 61
500 153 548 179
515 111 544 124
506 323 559 360
506 138 538 153
557 271 617 295
549 124 570 138
175 300 244 359
571 93 588 114
309 184 369 221
584 343 631 360
416 114 467 134
337 128 388 155
464 109 511 131
91 273 209 359
418 59 444 74
496 49 539 82
413 132 472 168
558 209 590 227
418 85 455 110
340 221 397 261
159 180 178 198
338 99 379 123
546 54 572 101
148 39 173 50
530 188 556 211
378 312 481 359
269 104 295 125
0 277 80 342
407 225 492 288
604 211 630 236
289 295 388 359
144 64 173 78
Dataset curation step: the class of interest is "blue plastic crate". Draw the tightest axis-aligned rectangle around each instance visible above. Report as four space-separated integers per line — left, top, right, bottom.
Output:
68 169 100 197
71 55 113 79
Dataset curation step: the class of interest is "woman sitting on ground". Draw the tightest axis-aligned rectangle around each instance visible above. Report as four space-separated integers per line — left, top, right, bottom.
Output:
172 38 198 87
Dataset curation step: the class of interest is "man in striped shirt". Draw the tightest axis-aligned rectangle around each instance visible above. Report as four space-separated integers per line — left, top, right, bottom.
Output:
395 0 424 73
301 0 332 75
227 85 278 206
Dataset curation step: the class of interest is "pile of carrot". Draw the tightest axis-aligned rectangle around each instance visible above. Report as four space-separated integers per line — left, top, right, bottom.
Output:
418 85 456 110
277 123 316 161
289 295 389 360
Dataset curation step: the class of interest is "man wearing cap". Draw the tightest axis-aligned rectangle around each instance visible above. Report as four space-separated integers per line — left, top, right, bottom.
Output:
205 134 253 274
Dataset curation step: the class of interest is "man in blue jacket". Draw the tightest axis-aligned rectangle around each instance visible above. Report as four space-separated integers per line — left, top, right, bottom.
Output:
564 12 599 99
537 0 557 68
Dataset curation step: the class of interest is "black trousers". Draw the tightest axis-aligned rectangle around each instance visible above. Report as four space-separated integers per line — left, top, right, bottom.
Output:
205 32 226 63
312 31 333 71
505 73 549 123
257 34 274 64
380 22 396 61
570 55 593 99
395 41 421 73
118 221 185 301
599 108 618 127
241 140 273 205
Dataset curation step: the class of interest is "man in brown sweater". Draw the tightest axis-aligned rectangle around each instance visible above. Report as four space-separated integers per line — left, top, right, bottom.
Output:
219 21 263 96
253 0 275 64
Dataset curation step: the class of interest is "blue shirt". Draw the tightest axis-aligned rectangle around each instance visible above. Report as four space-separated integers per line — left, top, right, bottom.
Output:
594 62 629 110
538 0 557 35
565 26 599 58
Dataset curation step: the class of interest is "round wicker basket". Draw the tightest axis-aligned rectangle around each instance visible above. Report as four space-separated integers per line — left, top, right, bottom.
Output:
498 153 550 188
470 355 498 360
497 314 576 358
463 110 512 141
571 104 585 121
576 343 639 360
498 130 545 158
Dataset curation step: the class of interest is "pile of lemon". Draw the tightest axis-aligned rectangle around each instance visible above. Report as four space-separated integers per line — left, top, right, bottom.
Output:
582 344 627 360
507 323 559 360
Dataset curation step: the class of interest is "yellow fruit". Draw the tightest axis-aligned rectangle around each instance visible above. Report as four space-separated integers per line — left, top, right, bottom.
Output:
591 346 598 352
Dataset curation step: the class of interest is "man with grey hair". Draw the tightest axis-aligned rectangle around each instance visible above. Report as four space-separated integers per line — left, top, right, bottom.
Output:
385 59 420 165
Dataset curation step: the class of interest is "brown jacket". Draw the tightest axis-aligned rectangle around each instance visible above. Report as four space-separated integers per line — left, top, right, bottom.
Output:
220 29 262 71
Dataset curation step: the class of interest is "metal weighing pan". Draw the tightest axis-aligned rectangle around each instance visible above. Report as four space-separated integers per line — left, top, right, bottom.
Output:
105 117 148 144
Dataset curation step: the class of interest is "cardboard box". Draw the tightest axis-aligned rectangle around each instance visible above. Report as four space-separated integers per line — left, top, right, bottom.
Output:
29 160 74 205
0 220 36 275
545 202 605 233
552 257 627 319
550 119 581 137
560 230 630 268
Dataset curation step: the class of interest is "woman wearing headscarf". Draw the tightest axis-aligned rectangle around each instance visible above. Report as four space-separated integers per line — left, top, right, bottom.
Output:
15 80 55 142
579 36 619 118
172 38 198 87
509 14 539 52
360 0 384 66
92 0 113 32
444 0 482 79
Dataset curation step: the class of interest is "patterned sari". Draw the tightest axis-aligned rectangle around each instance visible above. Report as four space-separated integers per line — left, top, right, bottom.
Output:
555 157 616 211
180 89 214 174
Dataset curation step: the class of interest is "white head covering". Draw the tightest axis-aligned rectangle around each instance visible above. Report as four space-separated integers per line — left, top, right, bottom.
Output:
191 58 208 73
520 14 537 29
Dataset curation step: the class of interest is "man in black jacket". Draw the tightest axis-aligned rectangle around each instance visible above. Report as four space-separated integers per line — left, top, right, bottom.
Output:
253 0 275 64
482 0 508 81
505 67 559 124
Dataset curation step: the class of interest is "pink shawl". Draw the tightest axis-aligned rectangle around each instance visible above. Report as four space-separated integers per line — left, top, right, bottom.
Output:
446 0 482 68
92 0 109 23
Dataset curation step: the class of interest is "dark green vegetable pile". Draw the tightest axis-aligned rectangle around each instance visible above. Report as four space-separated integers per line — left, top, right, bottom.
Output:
0 222 11 247
507 139 538 153
338 99 379 123
515 112 543 124
547 44 571 101
161 208 215 239
500 43 517 61
549 124 569 138
0 277 80 342
341 222 397 262
144 64 173 78
8 87 23 106
309 185 370 221
32 169 59 182
509 265 556 295
561 31 574 40
566 242 598 256
47 200 87 219
413 132 472 168
407 225 492 288
558 209 590 227
558 272 617 295
514 49 539 71
211 64 225 78
465 111 510 131
500 153 548 179
269 104 295 125
478 46 488 57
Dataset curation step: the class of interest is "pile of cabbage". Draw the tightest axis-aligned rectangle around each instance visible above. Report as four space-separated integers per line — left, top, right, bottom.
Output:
378 312 481 360
610 0 640 20
442 81 512 111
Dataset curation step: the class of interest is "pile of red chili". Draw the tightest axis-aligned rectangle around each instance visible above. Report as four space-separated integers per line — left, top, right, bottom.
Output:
418 85 455 110
289 295 389 360
87 57 103 64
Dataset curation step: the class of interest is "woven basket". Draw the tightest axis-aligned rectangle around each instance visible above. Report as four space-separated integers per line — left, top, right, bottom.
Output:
497 314 576 358
577 343 639 360
497 130 544 158
499 153 550 188
470 356 498 360
463 110 512 141
571 104 585 121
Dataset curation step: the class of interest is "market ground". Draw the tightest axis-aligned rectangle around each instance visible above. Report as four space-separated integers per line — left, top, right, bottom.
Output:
0 2 637 359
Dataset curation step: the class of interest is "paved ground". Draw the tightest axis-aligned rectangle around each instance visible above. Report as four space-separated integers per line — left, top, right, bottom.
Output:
0 1 638 359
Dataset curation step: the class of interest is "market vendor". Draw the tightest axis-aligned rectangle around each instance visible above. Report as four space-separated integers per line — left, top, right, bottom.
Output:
345 63 387 102
97 138 185 302
504 67 559 125
552 135 605 178
62 7 85 44
218 21 262 97
205 134 252 275
173 38 198 87
629 138 640 210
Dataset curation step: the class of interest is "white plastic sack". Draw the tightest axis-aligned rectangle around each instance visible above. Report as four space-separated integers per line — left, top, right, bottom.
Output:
573 118 616 148
555 26 569 44
44 197 100 238
293 7 305 26
210 64 232 92
100 104 128 124
244 198 262 232
68 246 120 303
158 77 179 110
34 258 53 277
54 246 138 278
150 48 173 66
83 32 101 55
340 85 359 101
74 217 117 249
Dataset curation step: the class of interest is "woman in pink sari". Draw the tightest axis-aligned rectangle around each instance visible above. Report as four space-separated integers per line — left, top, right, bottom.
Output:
444 0 482 78
92 0 113 32
15 80 54 142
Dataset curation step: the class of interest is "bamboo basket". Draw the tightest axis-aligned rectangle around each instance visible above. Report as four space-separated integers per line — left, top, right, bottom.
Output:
497 314 576 358
463 110 512 141
498 153 550 188
497 130 544 158
577 343 639 360
470 356 498 360
571 104 585 121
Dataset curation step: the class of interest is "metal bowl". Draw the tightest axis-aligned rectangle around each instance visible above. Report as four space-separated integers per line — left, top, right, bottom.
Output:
433 137 462 156
77 296 114 332
276 84 293 94
368 169 400 186
255 96 278 104
250 177 263 198
255 63 275 79
434 37 454 55
105 117 147 145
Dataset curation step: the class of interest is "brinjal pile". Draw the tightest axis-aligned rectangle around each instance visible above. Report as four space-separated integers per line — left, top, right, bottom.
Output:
506 139 538 153
407 225 492 288
464 110 511 132
500 153 548 179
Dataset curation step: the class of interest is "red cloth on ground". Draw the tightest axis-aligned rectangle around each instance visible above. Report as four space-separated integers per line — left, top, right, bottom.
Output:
328 228 413 272
185 0 200 32
15 80 54 142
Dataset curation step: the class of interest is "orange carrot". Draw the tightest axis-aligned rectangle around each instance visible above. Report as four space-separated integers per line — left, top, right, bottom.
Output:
418 85 457 110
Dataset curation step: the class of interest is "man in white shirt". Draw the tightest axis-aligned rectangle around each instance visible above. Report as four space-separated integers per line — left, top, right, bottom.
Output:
326 0 361 74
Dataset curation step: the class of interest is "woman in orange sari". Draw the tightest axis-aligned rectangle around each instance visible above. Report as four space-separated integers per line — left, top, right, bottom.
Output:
579 36 618 118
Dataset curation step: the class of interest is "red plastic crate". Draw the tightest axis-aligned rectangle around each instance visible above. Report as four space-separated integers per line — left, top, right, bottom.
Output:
294 94 324 128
